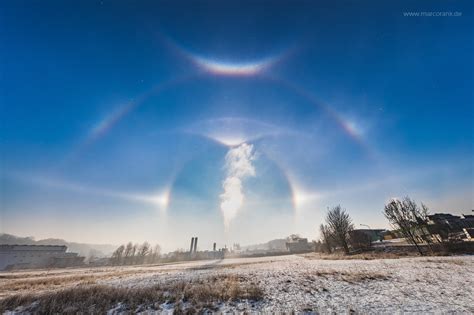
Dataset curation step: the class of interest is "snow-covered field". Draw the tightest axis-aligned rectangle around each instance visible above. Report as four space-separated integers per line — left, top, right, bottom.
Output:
1 254 473 313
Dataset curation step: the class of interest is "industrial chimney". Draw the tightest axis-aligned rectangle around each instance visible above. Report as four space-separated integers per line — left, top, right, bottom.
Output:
193 237 198 252
189 237 195 253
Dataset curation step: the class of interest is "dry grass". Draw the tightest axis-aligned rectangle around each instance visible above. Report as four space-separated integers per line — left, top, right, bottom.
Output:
305 270 390 283
0 262 270 298
189 260 272 271
0 275 98 292
341 271 389 283
0 262 269 298
424 259 465 265
0 269 172 298
301 252 417 260
0 274 263 313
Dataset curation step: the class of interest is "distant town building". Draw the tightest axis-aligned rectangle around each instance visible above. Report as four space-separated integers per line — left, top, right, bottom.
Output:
0 245 85 270
352 229 386 242
285 235 313 253
426 213 474 242
232 243 241 253
348 229 386 250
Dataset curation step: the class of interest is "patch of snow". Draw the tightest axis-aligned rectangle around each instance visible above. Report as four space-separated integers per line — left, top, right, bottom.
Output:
101 255 473 313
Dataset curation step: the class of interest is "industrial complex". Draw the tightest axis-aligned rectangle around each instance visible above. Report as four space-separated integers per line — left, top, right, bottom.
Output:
0 245 84 271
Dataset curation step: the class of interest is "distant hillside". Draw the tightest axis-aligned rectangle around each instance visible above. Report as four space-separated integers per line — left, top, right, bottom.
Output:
242 238 287 251
0 233 116 258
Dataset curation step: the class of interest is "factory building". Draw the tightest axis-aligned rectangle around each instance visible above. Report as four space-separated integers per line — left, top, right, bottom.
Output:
0 245 85 270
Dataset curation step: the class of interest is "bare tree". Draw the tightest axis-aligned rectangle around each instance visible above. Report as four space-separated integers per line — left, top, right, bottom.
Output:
123 242 134 265
418 202 436 252
319 224 333 253
326 205 354 254
151 244 161 263
312 240 323 252
137 242 151 264
383 197 427 255
131 244 138 265
111 245 125 265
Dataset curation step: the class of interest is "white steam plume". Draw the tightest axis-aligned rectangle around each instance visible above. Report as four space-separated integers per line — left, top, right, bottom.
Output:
220 143 256 229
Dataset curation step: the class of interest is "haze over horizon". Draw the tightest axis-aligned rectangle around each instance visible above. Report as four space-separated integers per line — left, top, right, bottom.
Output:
1 1 473 252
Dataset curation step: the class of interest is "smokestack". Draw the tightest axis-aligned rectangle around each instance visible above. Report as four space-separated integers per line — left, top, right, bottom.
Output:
190 237 195 253
193 237 198 252
213 242 216 251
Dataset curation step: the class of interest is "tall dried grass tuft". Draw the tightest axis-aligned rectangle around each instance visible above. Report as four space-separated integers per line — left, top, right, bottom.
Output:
0 274 263 313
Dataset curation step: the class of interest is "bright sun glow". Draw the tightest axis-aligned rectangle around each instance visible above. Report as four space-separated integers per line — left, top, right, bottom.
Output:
185 117 291 148
291 186 321 210
192 55 274 76
208 133 246 147
131 191 170 212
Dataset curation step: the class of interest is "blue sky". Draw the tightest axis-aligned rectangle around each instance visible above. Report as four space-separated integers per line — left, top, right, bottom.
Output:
1 0 473 251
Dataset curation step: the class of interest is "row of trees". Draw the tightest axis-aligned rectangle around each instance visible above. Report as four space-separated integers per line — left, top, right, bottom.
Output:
319 197 438 256
110 242 161 265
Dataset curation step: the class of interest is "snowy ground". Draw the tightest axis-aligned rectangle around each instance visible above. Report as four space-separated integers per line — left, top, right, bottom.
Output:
1 254 473 313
